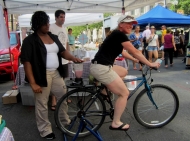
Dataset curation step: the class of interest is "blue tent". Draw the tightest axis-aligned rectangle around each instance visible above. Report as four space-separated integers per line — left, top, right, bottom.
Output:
136 5 190 25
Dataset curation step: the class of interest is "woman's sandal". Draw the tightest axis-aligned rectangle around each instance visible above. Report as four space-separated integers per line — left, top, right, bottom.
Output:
51 105 56 111
109 123 130 131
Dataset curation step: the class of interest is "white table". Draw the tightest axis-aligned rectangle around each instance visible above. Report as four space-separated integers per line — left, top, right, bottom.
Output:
15 60 128 86
0 127 14 141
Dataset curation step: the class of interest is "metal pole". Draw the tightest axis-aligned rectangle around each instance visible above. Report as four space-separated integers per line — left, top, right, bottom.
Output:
164 0 166 7
11 14 13 31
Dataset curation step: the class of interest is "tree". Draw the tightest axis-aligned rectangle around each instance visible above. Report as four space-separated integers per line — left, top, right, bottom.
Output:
170 0 190 15
68 13 114 38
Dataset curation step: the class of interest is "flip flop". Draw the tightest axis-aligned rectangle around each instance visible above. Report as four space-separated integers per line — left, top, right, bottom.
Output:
109 123 129 131
133 68 137 70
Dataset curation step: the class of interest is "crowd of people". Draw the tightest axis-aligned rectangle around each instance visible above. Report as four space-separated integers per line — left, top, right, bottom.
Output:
128 24 188 68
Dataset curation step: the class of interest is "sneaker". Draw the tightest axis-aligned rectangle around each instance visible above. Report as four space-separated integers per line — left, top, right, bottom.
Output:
44 133 56 140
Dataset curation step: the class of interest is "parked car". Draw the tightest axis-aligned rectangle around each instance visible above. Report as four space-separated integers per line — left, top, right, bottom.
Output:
0 31 21 76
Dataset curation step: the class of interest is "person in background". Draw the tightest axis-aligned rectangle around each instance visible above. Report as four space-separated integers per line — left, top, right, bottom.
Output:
161 25 167 60
164 28 176 68
180 30 185 55
49 10 70 110
129 25 143 70
20 11 82 140
174 30 183 57
146 26 159 63
142 26 151 59
90 15 160 131
68 28 75 55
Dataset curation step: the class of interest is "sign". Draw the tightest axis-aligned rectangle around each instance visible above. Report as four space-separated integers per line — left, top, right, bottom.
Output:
78 34 88 45
177 9 184 15
0 5 10 49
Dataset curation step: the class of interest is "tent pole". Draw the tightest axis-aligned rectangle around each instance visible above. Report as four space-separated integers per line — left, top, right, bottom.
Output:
122 0 125 15
3 8 16 86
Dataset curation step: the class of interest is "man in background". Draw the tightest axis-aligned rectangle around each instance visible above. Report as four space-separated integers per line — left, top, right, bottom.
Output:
49 10 70 110
68 28 75 55
142 26 151 59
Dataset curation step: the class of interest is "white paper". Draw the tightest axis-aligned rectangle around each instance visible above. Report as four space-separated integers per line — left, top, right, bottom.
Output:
0 5 10 49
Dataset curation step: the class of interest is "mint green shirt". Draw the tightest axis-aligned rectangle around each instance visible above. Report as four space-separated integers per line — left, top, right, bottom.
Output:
68 34 75 45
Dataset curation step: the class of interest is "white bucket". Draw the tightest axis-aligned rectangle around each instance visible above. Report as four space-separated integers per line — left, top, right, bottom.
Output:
124 75 137 90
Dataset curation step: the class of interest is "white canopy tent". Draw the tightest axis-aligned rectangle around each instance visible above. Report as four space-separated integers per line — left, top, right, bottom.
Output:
18 13 104 27
1 0 162 14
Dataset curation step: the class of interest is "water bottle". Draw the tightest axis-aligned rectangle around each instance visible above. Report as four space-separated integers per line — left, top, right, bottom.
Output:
155 59 162 64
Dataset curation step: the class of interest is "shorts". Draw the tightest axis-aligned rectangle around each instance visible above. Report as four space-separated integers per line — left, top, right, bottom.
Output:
147 46 158 51
90 63 119 85
138 47 143 51
62 64 68 79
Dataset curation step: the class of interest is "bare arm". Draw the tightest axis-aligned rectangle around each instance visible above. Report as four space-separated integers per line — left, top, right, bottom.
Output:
122 41 160 68
23 62 42 93
172 36 177 51
121 50 137 62
66 42 70 51
156 38 159 49
61 50 82 62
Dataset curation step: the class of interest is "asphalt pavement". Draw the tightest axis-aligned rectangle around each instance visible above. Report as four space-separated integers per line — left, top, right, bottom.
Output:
0 57 190 141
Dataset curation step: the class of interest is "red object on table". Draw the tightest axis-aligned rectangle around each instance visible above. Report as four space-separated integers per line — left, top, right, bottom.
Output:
116 57 125 61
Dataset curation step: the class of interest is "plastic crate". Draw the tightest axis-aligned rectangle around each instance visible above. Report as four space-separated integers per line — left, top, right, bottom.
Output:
19 84 35 106
0 120 6 134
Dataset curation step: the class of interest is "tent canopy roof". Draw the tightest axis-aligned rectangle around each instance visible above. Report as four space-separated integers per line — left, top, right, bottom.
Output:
18 13 104 27
136 5 190 25
1 0 161 14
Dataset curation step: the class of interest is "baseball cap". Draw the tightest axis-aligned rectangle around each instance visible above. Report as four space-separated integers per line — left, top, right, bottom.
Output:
117 15 138 24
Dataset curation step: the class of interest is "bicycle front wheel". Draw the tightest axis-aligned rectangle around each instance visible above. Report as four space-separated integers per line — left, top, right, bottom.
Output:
133 84 179 128
55 88 106 137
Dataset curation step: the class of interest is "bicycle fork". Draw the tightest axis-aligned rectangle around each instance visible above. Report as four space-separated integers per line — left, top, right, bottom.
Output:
146 84 159 109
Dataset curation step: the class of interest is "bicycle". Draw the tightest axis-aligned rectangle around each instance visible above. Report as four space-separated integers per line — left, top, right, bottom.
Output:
55 64 179 138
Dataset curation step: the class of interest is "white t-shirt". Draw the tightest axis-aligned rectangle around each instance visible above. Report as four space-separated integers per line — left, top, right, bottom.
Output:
146 34 158 46
49 23 69 64
142 29 151 38
45 42 59 70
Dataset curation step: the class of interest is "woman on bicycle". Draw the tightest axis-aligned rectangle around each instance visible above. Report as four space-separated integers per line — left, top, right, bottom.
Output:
90 15 160 131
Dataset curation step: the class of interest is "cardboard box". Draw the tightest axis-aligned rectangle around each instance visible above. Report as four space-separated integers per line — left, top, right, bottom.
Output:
186 57 190 66
2 90 19 104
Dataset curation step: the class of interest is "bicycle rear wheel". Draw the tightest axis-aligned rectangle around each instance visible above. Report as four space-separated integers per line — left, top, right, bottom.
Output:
133 84 179 128
55 88 106 137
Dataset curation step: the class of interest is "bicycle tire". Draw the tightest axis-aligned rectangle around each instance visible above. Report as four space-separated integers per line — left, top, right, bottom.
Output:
133 84 179 128
55 88 106 137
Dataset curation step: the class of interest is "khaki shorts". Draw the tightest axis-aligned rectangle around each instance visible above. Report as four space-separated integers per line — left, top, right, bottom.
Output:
69 45 75 51
90 63 119 85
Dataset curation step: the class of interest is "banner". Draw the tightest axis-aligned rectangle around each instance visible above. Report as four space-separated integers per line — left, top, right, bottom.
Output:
0 5 10 49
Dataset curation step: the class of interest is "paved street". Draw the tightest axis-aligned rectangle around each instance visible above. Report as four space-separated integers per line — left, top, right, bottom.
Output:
0 57 190 141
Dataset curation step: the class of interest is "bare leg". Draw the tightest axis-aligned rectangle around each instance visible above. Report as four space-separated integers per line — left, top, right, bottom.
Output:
152 50 158 62
106 77 129 129
133 61 137 70
51 95 56 110
161 51 164 60
148 51 153 63
139 50 143 70
101 65 127 95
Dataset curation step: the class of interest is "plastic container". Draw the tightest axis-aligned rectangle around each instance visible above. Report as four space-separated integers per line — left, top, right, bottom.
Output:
73 63 83 78
124 75 137 90
0 120 6 134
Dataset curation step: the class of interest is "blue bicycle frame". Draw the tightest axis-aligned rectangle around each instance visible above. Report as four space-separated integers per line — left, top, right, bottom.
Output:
124 75 158 109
